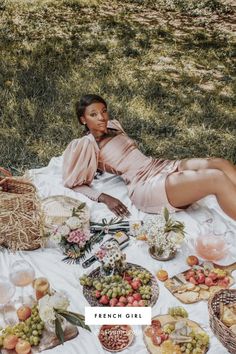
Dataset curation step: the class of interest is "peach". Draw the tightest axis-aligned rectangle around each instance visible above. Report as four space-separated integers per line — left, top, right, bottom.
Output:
15 339 31 354
17 305 32 321
156 269 168 282
186 255 199 266
3 334 19 350
33 277 50 300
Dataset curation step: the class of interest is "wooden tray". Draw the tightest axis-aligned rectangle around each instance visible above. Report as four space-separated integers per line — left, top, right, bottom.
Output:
83 262 159 307
2 323 78 353
142 314 208 354
165 262 236 304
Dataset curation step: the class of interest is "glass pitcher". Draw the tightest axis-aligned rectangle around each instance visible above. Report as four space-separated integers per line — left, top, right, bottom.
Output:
194 215 233 262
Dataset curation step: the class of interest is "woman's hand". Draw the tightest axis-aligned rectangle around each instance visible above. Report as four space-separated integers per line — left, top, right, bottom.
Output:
98 193 130 218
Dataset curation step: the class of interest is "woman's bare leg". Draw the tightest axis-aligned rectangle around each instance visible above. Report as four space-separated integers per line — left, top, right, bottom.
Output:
166 169 236 220
178 158 236 186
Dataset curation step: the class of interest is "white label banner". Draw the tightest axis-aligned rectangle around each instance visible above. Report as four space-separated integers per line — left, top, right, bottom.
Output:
85 307 152 325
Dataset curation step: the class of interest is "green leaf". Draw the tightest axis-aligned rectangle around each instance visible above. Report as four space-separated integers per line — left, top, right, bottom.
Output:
55 315 64 345
164 207 169 222
57 310 91 332
77 202 86 210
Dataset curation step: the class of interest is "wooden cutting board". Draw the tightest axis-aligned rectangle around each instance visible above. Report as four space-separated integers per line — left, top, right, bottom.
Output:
2 323 78 353
143 315 208 354
164 262 236 304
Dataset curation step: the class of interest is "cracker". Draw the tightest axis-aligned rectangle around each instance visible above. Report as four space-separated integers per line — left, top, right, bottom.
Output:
176 291 199 304
199 289 210 300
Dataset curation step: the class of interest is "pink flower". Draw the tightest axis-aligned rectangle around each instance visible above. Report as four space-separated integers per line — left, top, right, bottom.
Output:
67 229 87 247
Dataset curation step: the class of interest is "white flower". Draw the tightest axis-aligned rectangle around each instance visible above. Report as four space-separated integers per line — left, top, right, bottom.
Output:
51 232 62 244
57 224 70 237
66 216 82 230
49 292 70 311
38 295 56 323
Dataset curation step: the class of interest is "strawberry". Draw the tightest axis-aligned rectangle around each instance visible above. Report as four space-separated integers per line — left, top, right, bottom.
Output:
116 302 125 307
99 295 109 305
218 277 230 288
132 300 139 307
185 270 195 280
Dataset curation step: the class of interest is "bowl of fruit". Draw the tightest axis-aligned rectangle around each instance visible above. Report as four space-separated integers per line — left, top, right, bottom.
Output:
79 263 159 307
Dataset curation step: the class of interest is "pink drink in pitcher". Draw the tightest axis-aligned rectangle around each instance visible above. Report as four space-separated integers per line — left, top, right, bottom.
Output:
195 233 228 261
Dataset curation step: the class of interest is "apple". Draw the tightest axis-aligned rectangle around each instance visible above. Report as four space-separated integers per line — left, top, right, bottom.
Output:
156 270 168 282
15 340 31 354
17 306 32 321
186 255 199 266
3 334 18 350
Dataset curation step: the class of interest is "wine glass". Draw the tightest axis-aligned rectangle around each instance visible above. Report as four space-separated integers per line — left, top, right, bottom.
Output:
0 276 16 326
9 260 35 305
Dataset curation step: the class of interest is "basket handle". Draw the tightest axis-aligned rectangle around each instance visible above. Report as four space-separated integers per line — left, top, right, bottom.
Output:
0 167 12 177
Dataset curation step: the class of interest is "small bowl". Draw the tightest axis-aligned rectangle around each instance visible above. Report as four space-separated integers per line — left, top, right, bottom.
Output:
149 246 177 261
98 324 134 352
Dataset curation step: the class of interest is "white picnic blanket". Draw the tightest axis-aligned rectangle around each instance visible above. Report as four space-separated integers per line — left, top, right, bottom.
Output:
1 155 236 354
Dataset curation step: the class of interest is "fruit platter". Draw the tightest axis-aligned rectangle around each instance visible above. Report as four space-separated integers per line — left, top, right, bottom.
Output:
165 260 236 304
0 304 78 354
143 307 209 354
0 277 90 354
98 324 134 352
80 263 159 307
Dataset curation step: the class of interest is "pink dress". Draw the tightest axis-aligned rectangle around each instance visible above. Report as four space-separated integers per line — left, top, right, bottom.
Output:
62 120 183 213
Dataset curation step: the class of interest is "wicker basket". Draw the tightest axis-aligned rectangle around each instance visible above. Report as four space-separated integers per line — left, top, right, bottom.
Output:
0 167 44 251
208 289 236 353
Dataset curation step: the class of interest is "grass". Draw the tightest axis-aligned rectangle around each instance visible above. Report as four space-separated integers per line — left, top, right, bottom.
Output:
0 0 235 175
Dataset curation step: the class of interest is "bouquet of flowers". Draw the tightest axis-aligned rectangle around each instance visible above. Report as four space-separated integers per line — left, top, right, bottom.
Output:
50 203 102 263
38 291 90 343
142 208 185 259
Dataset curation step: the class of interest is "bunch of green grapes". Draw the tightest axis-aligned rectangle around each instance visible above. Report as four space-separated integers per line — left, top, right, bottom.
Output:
168 306 188 318
93 278 132 299
139 285 152 299
0 305 44 347
127 268 151 284
79 275 93 287
179 331 209 354
163 323 175 334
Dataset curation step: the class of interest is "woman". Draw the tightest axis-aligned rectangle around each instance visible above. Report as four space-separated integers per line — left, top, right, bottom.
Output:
62 94 236 220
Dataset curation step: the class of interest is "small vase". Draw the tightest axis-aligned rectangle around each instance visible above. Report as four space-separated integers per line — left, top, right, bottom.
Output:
149 246 177 261
45 316 67 334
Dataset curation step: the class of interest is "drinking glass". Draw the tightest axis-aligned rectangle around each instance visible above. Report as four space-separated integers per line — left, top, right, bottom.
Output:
0 276 16 326
9 260 35 304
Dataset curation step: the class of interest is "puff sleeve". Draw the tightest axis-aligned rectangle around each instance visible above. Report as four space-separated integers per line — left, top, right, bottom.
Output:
62 136 101 201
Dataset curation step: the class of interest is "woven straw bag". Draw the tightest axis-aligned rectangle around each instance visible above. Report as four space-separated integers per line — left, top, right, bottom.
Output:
208 289 236 353
0 167 44 251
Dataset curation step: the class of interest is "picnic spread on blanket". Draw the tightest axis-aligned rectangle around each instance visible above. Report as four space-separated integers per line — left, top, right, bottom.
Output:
0 158 236 354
